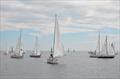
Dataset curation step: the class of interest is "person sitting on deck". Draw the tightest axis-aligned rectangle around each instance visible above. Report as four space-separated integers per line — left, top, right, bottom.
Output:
50 54 53 58
49 48 53 60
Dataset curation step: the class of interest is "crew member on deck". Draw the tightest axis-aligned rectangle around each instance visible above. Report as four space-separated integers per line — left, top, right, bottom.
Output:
50 48 53 59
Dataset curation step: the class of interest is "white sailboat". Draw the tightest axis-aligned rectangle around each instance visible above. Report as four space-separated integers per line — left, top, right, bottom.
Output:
30 35 41 58
11 30 24 58
4 41 9 55
89 32 115 58
97 36 115 58
47 14 65 64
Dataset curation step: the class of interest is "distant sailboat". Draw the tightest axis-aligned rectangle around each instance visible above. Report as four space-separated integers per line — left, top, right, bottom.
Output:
97 36 115 58
4 41 8 55
11 30 24 58
9 47 14 54
68 48 70 53
47 14 65 64
30 35 41 58
89 32 115 58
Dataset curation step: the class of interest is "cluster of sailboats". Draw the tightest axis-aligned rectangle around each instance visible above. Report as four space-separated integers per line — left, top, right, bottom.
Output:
5 15 64 64
4 15 117 64
9 30 41 58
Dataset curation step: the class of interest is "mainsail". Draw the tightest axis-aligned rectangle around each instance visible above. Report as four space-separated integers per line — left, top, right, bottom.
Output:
15 30 23 55
107 42 115 55
101 36 108 55
53 15 64 57
100 36 115 56
34 36 40 55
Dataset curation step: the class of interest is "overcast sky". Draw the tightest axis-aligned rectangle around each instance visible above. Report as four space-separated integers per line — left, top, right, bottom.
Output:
0 0 120 51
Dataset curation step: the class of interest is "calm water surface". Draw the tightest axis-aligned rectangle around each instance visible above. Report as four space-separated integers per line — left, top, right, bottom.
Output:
0 51 120 79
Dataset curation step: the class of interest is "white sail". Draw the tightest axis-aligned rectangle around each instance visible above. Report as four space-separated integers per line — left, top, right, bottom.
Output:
5 41 8 54
33 35 41 55
9 47 14 53
108 43 115 55
100 36 115 56
53 15 64 58
15 30 23 56
101 39 107 55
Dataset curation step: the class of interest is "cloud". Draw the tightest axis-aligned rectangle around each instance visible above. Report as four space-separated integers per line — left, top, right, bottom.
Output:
0 0 120 34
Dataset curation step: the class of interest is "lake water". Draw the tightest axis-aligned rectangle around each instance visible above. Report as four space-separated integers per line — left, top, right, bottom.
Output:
0 51 120 79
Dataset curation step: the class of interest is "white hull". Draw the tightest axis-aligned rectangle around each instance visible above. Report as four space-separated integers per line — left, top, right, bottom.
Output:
47 58 58 64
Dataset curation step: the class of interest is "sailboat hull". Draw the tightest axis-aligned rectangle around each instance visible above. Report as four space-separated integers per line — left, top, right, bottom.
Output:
47 58 58 64
89 53 115 58
11 55 23 59
29 54 41 58
97 55 115 58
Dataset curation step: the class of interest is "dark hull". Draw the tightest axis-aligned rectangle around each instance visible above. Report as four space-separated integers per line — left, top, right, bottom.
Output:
97 56 114 58
90 55 98 58
11 55 23 59
29 55 41 58
89 54 115 58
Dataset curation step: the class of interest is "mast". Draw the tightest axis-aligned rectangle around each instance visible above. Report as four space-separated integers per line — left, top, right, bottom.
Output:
17 29 22 53
15 29 22 54
35 35 38 54
5 40 8 53
105 36 108 55
98 31 100 55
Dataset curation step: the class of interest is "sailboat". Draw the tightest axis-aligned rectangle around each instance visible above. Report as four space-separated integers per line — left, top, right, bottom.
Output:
30 35 41 58
97 36 115 58
68 48 70 53
11 30 24 58
47 14 65 64
9 47 14 54
89 32 115 58
4 41 9 55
